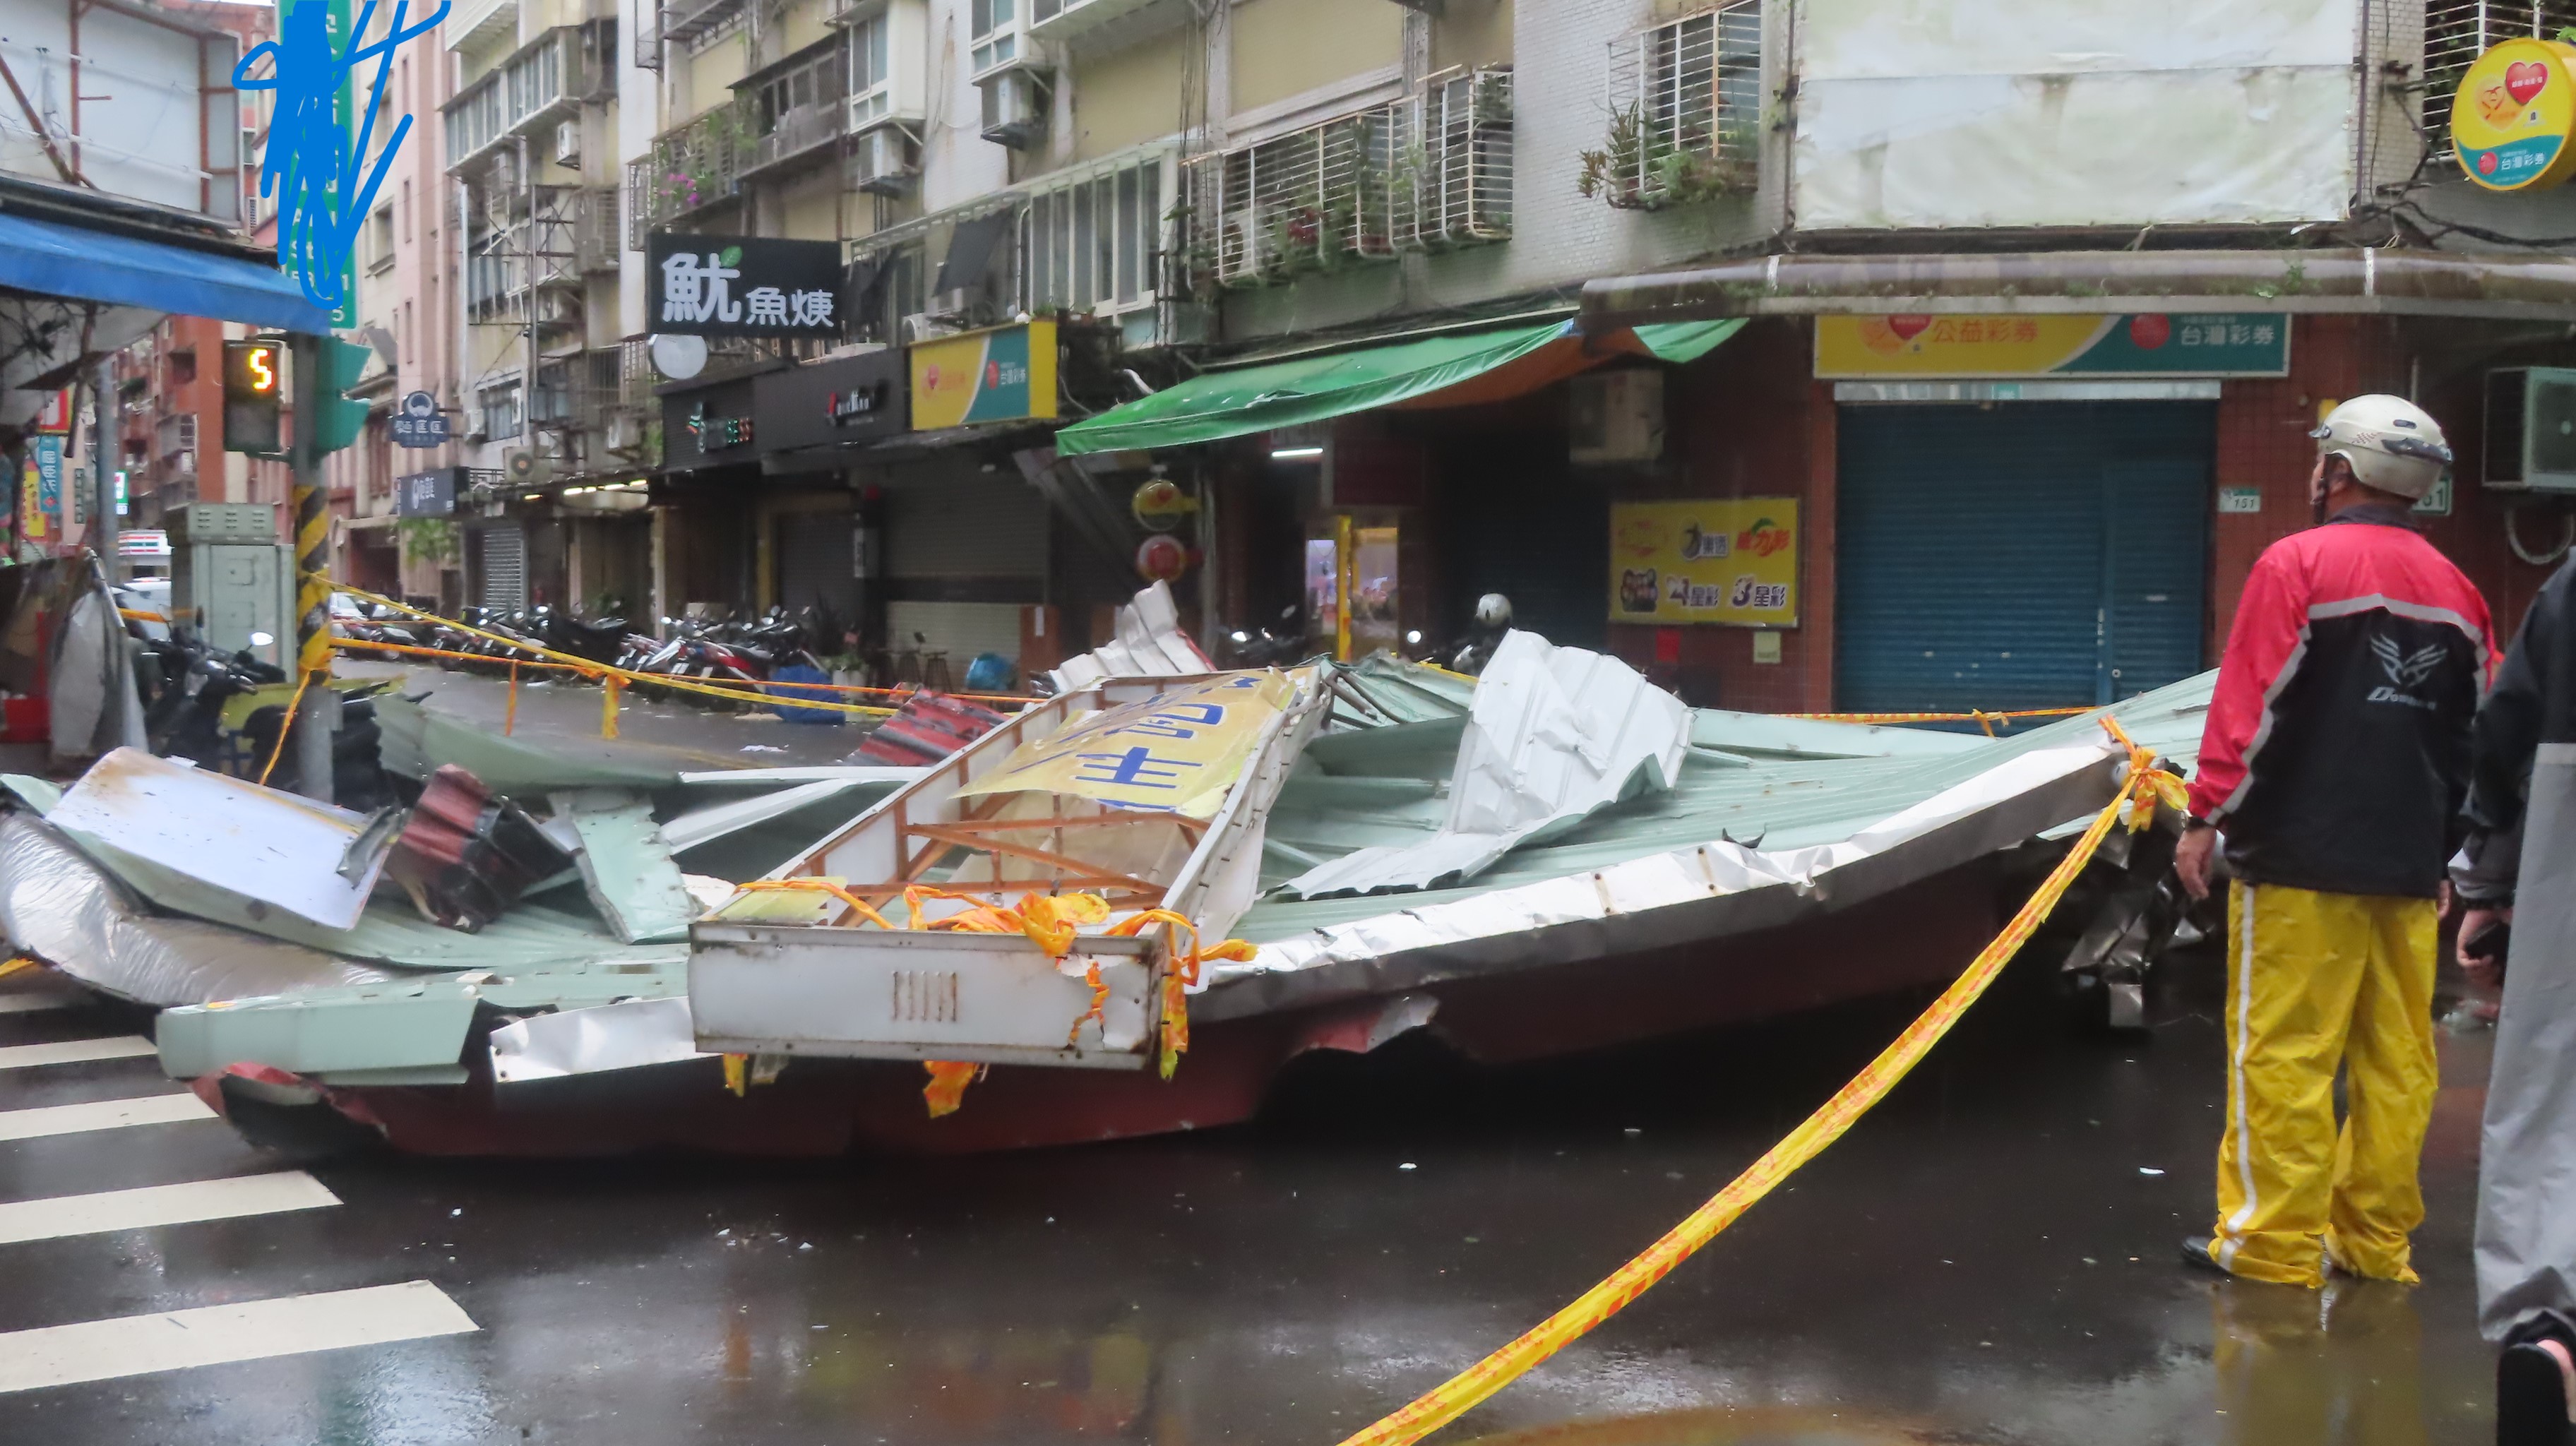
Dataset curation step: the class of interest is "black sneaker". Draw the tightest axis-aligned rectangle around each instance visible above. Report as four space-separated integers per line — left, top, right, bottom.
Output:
2498 1331 2576 1446
2181 1236 2229 1277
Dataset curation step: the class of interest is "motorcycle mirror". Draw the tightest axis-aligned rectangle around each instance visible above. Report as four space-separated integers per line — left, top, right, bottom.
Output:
249 631 274 647
1230 631 1248 644
1406 630 1422 645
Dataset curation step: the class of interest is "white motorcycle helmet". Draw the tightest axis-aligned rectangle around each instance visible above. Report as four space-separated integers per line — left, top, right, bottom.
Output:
2310 395 2452 501
1473 593 1513 630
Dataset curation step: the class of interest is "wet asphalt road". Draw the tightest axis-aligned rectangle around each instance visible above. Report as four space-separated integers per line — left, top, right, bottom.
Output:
0 946 2500 1446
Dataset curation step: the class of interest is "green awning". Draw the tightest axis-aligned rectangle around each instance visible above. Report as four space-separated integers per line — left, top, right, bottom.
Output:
1052 318 1743 457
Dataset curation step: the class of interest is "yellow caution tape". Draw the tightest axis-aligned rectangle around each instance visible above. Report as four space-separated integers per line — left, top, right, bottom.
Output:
1336 719 2176 1446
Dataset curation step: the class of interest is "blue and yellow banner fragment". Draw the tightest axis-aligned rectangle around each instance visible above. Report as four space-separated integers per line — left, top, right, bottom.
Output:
955 672 1291 819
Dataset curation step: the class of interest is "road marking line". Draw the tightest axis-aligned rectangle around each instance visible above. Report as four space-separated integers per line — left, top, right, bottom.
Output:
0 991 86 1015
0 1281 478 1394
0 1171 339 1245
0 1093 215 1142
0 1036 155 1070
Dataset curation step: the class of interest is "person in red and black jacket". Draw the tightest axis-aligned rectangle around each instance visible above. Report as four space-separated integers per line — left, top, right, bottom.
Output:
2173 395 2497 1290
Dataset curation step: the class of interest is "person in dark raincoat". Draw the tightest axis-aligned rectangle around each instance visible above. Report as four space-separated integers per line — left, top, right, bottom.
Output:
2455 554 2576 1446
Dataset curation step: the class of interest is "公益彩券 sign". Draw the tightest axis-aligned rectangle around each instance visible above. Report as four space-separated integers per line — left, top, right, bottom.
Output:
1815 313 2289 378
649 234 843 337
1610 498 1799 627
910 321 1058 430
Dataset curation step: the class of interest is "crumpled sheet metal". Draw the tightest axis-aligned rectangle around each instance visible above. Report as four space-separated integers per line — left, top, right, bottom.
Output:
376 692 681 792
1197 740 2125 1023
487 996 708 1083
1046 582 1215 691
0 811 399 1007
1282 633 1690 898
47 749 389 930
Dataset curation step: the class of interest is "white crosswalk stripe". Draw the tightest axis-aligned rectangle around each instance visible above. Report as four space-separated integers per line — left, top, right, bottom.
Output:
0 991 87 1016
0 1171 339 1245
0 1036 155 1070
0 1015 482 1398
0 1093 215 1142
0 1281 479 1393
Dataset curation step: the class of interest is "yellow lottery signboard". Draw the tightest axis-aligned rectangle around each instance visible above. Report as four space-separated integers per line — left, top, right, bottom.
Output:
956 671 1294 819
1609 499 1799 627
2452 37 2576 191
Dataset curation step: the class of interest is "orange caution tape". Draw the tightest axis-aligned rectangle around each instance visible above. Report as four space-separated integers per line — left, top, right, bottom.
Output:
900 885 1111 958
255 669 321 789
1786 705 2093 736
1335 720 2178 1446
0 956 40 981
923 1060 982 1116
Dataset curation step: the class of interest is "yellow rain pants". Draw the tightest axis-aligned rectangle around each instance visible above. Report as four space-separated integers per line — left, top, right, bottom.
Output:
2208 880 2440 1288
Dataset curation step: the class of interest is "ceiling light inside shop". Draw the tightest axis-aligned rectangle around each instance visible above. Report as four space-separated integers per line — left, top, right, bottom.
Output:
1270 446 1323 460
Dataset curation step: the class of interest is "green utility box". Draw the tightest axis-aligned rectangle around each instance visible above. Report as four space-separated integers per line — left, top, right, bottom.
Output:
169 503 295 673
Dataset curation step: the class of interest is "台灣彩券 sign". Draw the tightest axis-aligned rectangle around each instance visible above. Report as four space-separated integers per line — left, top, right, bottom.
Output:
2451 38 2576 192
1814 313 2288 378
910 321 1058 430
1610 498 1799 627
648 234 843 337
955 672 1292 819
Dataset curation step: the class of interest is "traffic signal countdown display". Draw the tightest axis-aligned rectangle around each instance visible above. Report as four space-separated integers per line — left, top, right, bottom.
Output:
222 339 282 454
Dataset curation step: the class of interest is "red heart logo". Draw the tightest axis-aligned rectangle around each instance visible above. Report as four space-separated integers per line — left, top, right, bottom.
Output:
2128 314 2171 349
2480 150 2502 174
1886 314 1932 341
2508 58 2550 106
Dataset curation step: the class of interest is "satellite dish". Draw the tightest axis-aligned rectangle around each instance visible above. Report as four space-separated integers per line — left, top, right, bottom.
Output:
650 333 708 381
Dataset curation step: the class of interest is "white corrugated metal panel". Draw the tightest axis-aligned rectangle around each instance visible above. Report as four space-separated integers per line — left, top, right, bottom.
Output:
884 477 1047 578
1281 631 1691 898
887 601 1023 670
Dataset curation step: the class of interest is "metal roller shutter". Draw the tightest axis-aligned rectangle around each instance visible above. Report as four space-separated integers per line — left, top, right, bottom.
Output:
1835 402 2212 712
886 601 1022 676
477 526 527 611
885 477 1048 579
775 512 857 621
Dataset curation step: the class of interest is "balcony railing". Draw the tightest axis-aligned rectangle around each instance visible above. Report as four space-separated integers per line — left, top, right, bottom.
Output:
633 102 752 233
443 27 595 171
661 0 747 47
745 100 845 178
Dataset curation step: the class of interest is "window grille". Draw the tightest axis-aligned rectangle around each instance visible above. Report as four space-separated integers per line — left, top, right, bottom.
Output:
2423 2 2576 162
1595 1 1760 208
1025 153 1167 314
1182 104 1403 287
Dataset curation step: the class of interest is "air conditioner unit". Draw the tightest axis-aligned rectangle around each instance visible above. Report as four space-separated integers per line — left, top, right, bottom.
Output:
2486 366 2576 492
1217 208 1270 286
900 312 960 345
849 125 917 196
978 68 1049 148
554 119 580 168
503 448 554 488
489 148 520 198
606 410 644 453
1568 369 1664 465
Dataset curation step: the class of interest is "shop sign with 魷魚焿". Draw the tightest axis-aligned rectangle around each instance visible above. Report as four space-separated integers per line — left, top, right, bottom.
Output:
1610 498 1799 627
910 321 1059 431
2453 38 2576 192
1814 313 2289 378
648 234 844 338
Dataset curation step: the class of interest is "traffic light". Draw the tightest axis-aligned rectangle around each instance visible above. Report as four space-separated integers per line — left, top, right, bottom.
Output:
221 338 282 453
312 337 373 456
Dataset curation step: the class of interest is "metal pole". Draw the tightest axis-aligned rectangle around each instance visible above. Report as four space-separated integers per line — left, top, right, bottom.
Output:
289 332 337 802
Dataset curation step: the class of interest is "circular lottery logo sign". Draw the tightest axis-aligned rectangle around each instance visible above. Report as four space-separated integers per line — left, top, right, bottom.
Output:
2453 38 2576 192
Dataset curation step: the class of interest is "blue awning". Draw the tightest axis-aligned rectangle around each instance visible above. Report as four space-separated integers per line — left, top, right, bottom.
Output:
0 210 333 335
